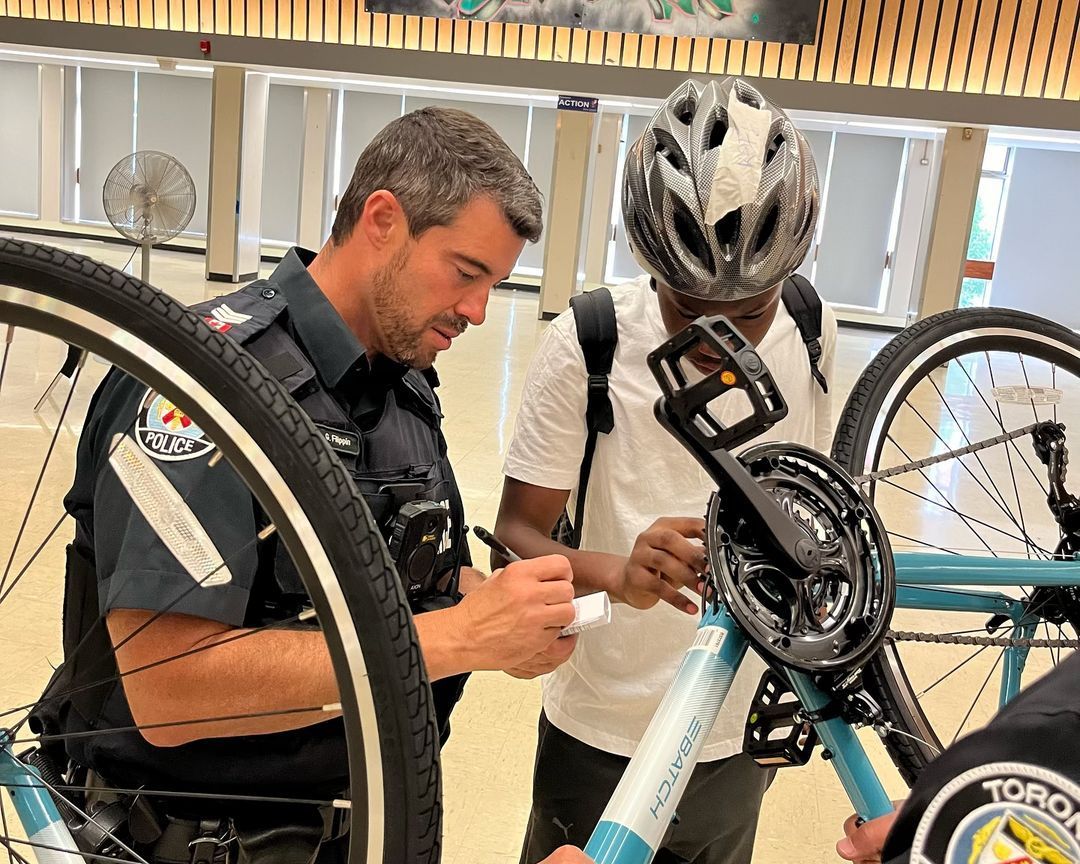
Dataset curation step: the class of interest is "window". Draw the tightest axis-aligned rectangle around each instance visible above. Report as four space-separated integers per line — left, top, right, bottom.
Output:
960 144 1011 308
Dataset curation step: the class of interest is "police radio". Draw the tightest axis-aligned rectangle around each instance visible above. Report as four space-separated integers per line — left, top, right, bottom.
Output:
387 501 450 599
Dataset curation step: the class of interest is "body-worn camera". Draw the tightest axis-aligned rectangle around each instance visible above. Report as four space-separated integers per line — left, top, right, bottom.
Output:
387 500 449 599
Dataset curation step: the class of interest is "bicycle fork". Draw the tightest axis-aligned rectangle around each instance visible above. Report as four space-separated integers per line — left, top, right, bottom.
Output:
584 604 893 864
0 731 82 862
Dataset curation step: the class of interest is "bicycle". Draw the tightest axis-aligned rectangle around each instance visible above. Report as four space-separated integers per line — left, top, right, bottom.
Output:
0 238 1076 864
583 309 1079 862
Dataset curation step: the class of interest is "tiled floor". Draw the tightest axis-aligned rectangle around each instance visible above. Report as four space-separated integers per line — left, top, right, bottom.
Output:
0 232 1072 863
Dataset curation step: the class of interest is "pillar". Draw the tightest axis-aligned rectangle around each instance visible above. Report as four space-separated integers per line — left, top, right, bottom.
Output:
539 102 596 320
297 86 335 251
917 126 987 319
38 64 64 223
205 67 269 283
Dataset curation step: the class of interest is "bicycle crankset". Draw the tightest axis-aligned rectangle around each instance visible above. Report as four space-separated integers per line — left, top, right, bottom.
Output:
706 444 896 671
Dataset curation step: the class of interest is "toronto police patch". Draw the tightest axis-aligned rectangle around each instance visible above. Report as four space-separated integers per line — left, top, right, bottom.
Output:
911 763 1080 864
135 389 216 462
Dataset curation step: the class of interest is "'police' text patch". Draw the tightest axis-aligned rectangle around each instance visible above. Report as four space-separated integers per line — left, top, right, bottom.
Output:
135 389 216 462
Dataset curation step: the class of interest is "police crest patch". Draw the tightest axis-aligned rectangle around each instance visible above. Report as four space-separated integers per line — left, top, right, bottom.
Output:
135 389 216 462
912 763 1080 864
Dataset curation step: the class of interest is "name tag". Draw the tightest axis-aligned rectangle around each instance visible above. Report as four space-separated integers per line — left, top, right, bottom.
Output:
316 424 360 457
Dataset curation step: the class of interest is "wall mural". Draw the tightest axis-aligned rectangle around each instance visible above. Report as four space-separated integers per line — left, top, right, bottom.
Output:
364 0 821 43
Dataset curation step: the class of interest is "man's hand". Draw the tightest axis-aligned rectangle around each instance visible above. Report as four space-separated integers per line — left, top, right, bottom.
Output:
540 847 594 863
615 517 706 615
456 555 576 673
837 810 900 864
505 633 578 679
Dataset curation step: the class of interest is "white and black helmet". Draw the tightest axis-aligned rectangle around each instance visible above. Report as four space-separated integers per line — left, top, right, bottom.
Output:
622 77 819 301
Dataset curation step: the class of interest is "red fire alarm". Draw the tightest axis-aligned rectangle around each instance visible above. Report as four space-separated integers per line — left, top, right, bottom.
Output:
199 39 211 55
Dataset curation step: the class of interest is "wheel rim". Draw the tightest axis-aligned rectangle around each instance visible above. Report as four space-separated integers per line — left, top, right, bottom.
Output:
842 313 1080 772
0 273 385 861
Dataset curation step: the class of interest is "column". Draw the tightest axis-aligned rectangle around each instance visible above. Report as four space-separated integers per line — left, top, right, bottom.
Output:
916 126 987 319
205 67 269 283
38 64 64 224
582 111 622 289
297 86 335 251
539 103 597 320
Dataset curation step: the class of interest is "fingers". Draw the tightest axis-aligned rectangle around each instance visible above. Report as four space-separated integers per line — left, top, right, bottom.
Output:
644 548 702 591
654 577 698 615
649 516 706 540
506 635 578 678
524 554 574 582
836 811 899 863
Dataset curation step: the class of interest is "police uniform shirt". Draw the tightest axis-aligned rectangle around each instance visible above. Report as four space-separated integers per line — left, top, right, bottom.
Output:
63 248 470 796
882 651 1080 864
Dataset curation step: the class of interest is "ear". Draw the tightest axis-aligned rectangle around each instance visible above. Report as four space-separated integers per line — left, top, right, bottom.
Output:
357 190 406 251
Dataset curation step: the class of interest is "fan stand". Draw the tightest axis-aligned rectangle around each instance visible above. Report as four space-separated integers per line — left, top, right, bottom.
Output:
141 240 152 284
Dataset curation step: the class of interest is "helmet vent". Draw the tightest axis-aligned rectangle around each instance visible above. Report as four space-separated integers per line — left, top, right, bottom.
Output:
673 97 696 125
714 209 741 256
753 203 780 257
707 114 728 149
655 128 690 174
672 198 715 274
765 133 785 165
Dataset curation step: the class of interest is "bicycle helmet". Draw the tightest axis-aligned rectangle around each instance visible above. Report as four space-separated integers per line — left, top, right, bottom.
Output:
622 77 819 301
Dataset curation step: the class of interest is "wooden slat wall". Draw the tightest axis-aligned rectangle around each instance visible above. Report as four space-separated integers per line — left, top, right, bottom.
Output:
3 0 1078 100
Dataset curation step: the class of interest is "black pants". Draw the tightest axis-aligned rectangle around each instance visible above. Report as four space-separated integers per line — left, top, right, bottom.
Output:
520 713 774 864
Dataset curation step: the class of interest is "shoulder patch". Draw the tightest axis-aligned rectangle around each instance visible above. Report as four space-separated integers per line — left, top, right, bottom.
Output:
203 302 253 334
911 762 1080 864
135 389 216 462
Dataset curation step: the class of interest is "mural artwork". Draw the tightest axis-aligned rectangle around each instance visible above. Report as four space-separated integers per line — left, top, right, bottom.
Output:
364 0 821 43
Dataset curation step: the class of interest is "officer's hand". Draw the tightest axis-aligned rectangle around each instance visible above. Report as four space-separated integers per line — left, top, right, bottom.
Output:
539 847 593 863
457 555 575 673
505 633 578 679
616 517 706 615
837 809 900 864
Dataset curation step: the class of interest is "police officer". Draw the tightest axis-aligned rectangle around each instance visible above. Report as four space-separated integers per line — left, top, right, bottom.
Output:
57 106 579 862
837 652 1080 864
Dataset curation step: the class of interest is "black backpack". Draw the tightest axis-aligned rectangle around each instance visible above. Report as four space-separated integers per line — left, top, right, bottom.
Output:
552 274 828 550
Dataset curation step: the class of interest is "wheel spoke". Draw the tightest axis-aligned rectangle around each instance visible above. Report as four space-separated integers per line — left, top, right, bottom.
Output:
0 360 84 599
951 648 1005 745
915 643 992 698
903 395 1042 556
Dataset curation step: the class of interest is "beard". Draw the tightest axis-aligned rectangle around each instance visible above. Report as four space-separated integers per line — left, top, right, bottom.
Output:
371 248 470 368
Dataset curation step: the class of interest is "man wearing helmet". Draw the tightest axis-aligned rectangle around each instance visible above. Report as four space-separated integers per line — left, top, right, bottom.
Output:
494 77 837 863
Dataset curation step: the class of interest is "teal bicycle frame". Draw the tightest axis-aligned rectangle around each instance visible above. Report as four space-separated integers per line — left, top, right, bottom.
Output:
2 550 1076 863
584 550 1080 864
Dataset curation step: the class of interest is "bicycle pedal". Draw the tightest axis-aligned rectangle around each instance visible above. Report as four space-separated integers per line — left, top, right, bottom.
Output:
743 671 818 768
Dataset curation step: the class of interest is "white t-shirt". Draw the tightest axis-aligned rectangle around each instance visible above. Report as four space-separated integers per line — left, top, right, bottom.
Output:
503 275 837 761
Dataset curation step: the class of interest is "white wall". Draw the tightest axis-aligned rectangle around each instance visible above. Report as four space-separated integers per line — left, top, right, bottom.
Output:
339 90 402 195
136 72 212 235
991 147 1080 329
519 106 557 272
814 132 905 309
80 68 135 225
0 60 42 216
260 83 304 245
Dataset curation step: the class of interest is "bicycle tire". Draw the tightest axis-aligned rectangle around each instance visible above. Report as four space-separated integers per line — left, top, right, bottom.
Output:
0 238 441 863
831 306 1080 785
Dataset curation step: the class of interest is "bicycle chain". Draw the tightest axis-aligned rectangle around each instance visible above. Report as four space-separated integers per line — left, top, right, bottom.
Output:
854 424 1040 484
887 629 1079 648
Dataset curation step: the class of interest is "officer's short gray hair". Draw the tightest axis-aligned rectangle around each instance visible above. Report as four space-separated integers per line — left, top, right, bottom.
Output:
332 106 543 246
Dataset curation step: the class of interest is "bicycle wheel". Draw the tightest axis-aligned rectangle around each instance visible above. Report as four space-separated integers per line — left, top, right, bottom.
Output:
0 239 440 863
832 307 1080 785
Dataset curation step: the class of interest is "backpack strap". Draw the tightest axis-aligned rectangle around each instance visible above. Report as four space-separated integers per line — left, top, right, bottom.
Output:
782 274 828 394
565 287 618 550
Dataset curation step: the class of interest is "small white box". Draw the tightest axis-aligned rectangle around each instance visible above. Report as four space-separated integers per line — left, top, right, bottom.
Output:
561 591 612 637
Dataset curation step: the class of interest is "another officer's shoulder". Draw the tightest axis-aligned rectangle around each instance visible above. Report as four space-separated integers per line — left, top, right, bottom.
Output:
191 280 288 346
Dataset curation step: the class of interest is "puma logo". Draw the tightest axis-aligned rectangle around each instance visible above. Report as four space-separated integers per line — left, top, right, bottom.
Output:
551 817 574 841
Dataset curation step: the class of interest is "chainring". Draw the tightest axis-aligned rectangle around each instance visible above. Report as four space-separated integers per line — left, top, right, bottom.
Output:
706 443 896 671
